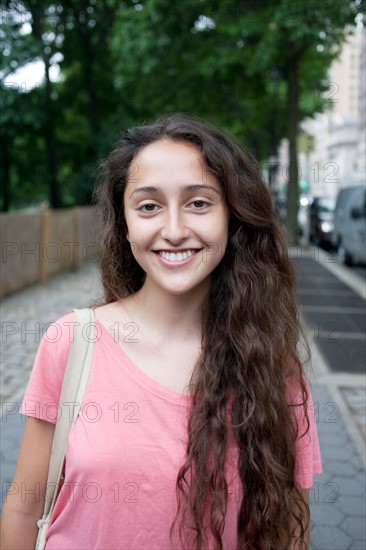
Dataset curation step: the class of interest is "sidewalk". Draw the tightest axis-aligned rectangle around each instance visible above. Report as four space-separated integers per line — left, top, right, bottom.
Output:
1 255 365 549
294 246 366 549
306 332 365 550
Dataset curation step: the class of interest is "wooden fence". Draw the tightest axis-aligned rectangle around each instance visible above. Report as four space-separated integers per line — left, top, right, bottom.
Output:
0 207 98 299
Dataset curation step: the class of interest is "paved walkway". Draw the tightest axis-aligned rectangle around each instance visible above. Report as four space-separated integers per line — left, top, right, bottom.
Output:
1 262 103 403
1 256 365 549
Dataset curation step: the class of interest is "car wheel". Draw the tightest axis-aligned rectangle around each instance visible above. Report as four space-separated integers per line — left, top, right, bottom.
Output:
337 244 353 266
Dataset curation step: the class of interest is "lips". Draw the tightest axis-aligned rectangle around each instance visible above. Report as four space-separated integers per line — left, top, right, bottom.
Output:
153 248 202 253
153 248 202 265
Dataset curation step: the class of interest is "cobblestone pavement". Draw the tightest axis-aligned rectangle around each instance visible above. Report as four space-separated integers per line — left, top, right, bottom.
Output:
340 387 366 439
1 261 365 549
309 385 366 550
1 262 103 403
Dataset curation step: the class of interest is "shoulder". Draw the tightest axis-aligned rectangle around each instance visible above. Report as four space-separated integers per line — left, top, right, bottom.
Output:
41 310 76 355
30 311 76 376
93 298 127 321
31 307 102 383
43 308 102 346
93 300 129 326
20 310 79 422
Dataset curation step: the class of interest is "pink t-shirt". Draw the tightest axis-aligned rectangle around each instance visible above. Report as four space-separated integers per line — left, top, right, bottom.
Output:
20 311 322 549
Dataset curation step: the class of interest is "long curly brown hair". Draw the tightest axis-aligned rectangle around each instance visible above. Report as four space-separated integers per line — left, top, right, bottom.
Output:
93 113 312 549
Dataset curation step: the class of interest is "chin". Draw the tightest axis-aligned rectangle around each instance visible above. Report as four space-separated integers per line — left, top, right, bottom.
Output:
162 279 209 296
164 286 195 295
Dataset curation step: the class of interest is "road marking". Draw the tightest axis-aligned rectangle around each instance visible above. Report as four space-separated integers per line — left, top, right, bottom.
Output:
297 288 355 296
315 373 366 387
301 305 365 314
297 276 346 283
317 331 366 340
299 311 366 469
298 246 366 300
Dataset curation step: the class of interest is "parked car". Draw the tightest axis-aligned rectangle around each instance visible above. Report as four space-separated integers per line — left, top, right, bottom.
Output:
308 197 336 249
332 184 366 266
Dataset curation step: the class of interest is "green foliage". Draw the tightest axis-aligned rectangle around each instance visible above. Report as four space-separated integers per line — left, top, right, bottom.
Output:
1 0 364 212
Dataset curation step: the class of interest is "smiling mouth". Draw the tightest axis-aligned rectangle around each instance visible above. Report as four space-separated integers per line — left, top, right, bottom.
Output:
154 249 202 262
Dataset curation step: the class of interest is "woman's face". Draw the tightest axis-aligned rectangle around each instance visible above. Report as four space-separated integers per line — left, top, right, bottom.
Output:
123 138 230 296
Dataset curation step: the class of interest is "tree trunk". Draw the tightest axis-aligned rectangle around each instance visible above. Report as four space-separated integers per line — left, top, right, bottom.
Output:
30 4 61 208
1 137 11 211
286 56 300 246
83 33 99 144
44 54 62 208
268 107 278 189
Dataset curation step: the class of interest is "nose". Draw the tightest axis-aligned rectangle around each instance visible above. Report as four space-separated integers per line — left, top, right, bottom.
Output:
160 207 190 243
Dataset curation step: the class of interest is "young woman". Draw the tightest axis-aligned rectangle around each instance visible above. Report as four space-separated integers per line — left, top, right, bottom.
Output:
1 113 322 549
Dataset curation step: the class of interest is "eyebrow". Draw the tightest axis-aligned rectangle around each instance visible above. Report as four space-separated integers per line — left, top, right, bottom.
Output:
129 184 222 200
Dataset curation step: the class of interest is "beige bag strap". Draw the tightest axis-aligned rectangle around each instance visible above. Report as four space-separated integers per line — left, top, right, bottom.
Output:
35 308 95 549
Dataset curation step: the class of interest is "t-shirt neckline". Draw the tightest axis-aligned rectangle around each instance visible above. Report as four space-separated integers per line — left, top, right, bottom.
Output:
90 309 193 405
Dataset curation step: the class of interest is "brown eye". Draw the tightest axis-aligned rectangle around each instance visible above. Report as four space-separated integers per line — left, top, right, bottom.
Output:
138 203 158 212
191 200 209 209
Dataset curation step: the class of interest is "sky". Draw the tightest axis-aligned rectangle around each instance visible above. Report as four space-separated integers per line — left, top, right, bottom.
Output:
2 17 62 91
5 61 45 90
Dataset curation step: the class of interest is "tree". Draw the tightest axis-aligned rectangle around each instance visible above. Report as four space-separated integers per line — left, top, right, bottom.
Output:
1 0 64 208
26 0 63 207
237 0 365 243
109 0 365 243
0 0 130 210
2 0 364 219
1 3 41 210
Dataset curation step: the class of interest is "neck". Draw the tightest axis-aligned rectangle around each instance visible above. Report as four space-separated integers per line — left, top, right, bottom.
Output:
123 278 210 346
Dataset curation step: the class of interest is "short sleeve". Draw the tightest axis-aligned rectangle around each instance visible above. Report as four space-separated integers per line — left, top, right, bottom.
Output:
286 377 323 489
19 311 74 424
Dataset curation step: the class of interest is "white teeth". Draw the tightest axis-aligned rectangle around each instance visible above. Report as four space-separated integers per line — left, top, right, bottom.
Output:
158 249 197 262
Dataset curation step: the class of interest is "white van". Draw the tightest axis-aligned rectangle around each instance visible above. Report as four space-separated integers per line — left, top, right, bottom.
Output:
332 184 366 266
